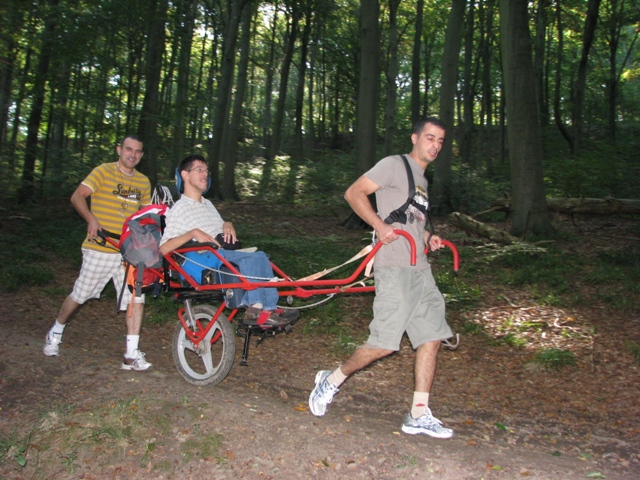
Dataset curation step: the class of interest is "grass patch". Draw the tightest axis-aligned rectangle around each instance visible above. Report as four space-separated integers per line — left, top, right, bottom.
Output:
145 295 179 325
626 341 640 363
180 430 223 462
529 348 576 370
0 264 55 293
3 395 225 475
0 429 31 468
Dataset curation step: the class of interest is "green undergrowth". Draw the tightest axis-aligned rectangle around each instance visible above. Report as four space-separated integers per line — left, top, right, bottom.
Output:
0 395 223 475
0 205 84 293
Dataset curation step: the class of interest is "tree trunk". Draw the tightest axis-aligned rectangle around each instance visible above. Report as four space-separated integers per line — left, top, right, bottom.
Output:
383 0 400 157
571 0 601 154
411 0 424 125
173 0 197 164
207 0 248 198
432 0 466 215
18 0 59 203
354 0 380 176
269 6 298 163
137 0 169 186
533 0 550 127
47 58 72 192
499 0 555 239
449 212 520 244
259 5 298 197
491 196 640 216
261 2 279 160
222 1 254 201
552 0 572 148
284 3 313 202
343 0 380 230
461 2 475 169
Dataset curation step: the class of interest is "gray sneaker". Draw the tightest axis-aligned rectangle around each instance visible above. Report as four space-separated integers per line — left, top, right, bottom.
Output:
401 408 453 438
43 332 62 356
309 370 339 416
121 350 152 371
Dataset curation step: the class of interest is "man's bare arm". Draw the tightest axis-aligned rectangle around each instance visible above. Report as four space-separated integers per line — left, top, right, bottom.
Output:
344 176 397 244
71 184 101 240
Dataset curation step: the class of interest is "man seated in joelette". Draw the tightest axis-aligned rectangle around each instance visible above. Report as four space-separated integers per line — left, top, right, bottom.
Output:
159 154 297 327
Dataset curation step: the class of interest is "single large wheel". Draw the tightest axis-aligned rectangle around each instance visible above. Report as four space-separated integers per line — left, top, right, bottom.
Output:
173 304 235 386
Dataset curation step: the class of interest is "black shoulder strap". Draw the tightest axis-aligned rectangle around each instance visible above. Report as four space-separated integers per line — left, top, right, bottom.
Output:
383 155 417 225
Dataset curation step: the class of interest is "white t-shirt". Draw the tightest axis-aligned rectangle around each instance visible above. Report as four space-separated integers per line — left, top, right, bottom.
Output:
159 195 225 246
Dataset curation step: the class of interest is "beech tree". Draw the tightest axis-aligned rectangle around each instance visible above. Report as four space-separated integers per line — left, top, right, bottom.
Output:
499 0 555 239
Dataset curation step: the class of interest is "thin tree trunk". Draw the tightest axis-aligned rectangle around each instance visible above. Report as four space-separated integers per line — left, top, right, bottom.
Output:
383 0 400 157
173 0 197 163
411 0 424 124
284 3 313 202
137 0 169 186
19 0 59 203
433 0 466 215
461 2 475 168
222 1 254 201
207 0 248 198
572 0 601 154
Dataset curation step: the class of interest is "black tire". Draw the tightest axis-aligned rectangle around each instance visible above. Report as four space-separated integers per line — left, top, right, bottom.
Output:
172 304 235 386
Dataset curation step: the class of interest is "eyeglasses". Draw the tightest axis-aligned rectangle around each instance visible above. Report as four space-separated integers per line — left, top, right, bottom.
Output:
186 167 210 177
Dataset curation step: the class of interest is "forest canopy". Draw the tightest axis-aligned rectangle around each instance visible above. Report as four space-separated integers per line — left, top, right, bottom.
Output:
0 0 639 234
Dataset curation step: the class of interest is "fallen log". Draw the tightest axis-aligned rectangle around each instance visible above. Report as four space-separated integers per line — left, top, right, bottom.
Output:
489 196 640 215
448 212 520 244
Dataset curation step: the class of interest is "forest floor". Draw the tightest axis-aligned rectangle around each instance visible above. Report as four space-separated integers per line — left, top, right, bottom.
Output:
1 204 639 479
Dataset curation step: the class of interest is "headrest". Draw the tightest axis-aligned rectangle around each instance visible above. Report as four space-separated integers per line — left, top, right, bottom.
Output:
175 167 211 195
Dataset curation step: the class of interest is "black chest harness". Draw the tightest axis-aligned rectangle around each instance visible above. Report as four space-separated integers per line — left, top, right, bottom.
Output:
383 155 434 236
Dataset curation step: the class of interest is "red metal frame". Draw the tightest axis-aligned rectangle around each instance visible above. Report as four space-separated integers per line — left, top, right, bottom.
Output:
104 230 459 350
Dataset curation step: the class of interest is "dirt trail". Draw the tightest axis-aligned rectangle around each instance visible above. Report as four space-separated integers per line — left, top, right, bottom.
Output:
1 209 639 479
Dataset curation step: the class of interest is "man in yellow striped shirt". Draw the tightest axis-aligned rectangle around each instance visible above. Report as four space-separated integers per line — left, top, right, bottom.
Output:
43 135 153 371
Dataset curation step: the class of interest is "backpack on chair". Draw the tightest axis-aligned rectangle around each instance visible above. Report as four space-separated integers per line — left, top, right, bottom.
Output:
117 204 168 309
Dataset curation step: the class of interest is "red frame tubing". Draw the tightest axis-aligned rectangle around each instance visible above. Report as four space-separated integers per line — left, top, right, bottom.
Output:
163 230 469 300
177 302 228 347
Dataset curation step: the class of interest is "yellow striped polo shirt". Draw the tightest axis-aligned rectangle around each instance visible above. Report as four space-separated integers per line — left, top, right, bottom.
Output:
81 162 151 253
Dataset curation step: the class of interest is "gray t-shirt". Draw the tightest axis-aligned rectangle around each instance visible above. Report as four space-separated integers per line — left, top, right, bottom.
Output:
365 154 430 269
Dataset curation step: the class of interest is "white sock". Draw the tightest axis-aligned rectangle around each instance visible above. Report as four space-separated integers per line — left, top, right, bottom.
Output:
327 366 347 387
51 320 66 335
126 335 140 357
411 392 430 419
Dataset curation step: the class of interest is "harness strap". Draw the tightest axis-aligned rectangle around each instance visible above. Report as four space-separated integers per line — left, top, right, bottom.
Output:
384 155 417 225
296 245 373 282
382 154 435 237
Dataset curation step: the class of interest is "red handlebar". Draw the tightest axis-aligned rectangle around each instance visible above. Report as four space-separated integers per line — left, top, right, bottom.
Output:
390 230 459 271
392 230 417 265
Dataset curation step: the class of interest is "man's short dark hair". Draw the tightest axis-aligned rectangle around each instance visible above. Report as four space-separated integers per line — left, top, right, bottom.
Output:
412 117 447 135
178 154 208 175
121 134 143 147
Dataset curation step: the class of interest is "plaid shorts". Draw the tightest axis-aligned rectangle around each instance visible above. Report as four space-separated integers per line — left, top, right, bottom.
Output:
70 248 144 309
367 266 452 351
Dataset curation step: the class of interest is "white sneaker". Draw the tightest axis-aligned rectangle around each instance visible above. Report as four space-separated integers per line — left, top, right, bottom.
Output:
309 370 339 416
401 408 454 438
121 350 152 371
43 332 62 356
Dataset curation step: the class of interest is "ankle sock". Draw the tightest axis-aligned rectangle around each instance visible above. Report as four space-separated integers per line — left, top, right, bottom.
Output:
126 335 140 358
411 392 430 419
51 320 66 336
327 366 347 387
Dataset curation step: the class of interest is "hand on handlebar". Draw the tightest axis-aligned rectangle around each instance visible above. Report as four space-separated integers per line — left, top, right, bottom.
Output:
87 218 102 242
425 232 444 251
375 223 399 244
